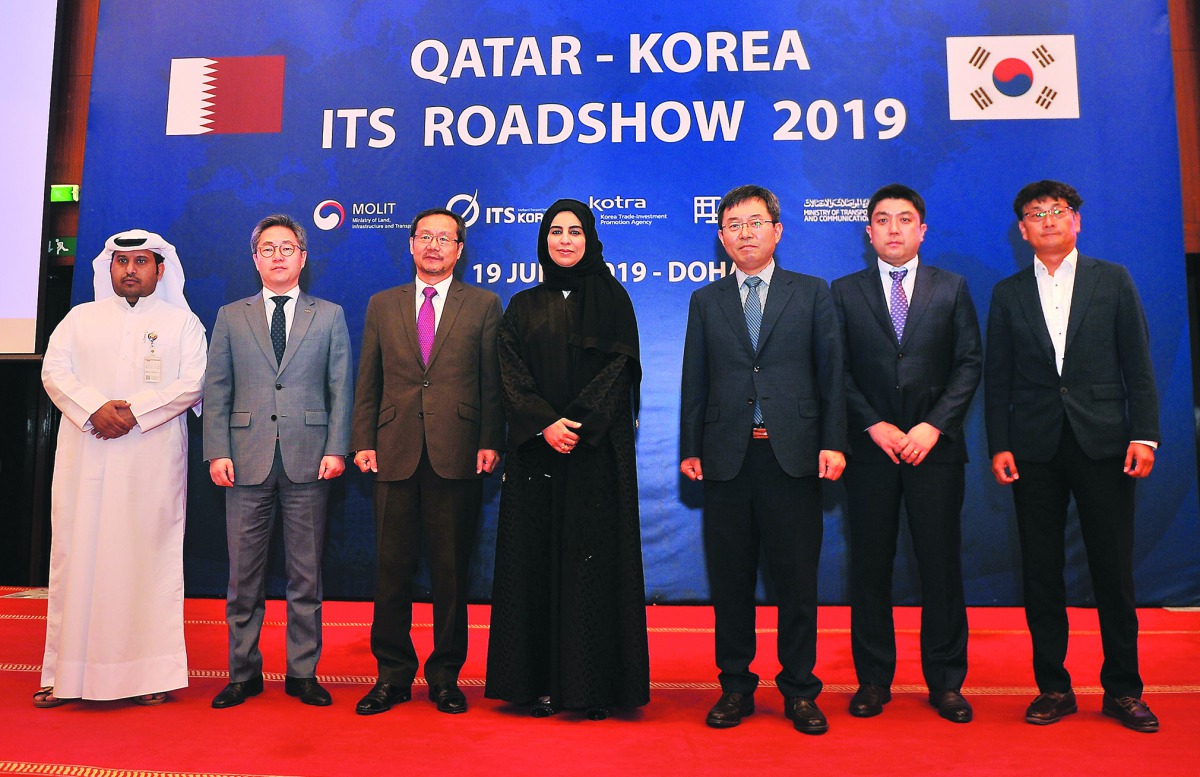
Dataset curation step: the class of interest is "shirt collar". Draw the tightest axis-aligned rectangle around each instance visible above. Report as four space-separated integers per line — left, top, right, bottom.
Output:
416 275 454 296
262 285 300 304
877 255 919 280
1034 248 1078 277
735 259 775 287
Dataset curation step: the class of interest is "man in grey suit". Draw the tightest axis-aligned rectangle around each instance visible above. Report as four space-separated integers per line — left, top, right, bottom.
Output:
986 180 1160 732
204 214 354 709
831 184 981 723
680 184 846 735
351 207 503 716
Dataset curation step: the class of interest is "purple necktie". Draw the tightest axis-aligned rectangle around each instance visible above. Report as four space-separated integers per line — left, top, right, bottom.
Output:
418 286 437 365
889 268 909 341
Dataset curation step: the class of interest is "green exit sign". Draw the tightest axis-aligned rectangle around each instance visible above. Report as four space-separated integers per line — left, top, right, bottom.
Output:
49 237 76 256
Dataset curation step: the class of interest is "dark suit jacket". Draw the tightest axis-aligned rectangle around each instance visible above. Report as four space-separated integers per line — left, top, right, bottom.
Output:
680 267 846 480
203 291 353 485
351 280 504 481
832 263 981 465
985 253 1160 461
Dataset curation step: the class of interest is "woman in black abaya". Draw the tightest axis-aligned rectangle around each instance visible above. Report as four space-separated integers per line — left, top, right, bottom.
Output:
484 198 649 720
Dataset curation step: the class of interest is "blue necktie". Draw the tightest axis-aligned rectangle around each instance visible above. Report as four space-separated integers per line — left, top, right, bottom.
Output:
889 268 908 341
270 295 288 363
744 276 763 424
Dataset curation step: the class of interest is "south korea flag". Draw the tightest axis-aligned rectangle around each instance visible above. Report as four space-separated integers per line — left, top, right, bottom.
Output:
946 35 1079 120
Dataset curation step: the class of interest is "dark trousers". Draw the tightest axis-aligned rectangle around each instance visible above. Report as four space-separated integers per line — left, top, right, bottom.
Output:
845 460 968 692
702 437 823 699
225 442 329 681
1012 421 1142 698
371 449 482 688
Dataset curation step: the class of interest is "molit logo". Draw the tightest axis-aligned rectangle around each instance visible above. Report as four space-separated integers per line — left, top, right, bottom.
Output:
447 191 481 228
165 56 286 135
946 35 1079 120
313 200 346 231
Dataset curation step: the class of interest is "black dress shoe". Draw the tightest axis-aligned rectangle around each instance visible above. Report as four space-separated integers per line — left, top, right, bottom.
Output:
356 681 412 715
929 689 973 723
285 676 332 706
211 676 264 709
849 684 891 718
530 696 557 718
429 683 468 714
1025 690 1077 725
706 691 754 728
784 697 829 735
585 706 609 721
1102 694 1159 733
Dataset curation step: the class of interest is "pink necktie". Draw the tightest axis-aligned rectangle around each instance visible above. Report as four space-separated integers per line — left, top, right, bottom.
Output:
418 286 437 365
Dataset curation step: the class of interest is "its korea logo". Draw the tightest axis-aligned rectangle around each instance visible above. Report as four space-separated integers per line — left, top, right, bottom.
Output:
946 35 1079 120
165 56 286 135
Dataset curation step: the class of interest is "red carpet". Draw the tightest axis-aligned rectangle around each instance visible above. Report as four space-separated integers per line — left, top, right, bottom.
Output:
1 587 1197 776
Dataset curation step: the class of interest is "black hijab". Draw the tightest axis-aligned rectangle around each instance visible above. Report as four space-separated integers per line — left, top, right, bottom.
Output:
536 198 642 398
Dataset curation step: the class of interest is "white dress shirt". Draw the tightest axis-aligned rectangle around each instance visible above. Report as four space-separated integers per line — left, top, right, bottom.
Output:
415 275 454 330
261 285 300 338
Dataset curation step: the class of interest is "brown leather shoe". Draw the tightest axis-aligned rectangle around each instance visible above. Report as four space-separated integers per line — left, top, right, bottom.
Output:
849 684 891 717
1025 690 1078 725
706 691 754 728
784 697 829 735
929 689 973 723
1101 694 1159 733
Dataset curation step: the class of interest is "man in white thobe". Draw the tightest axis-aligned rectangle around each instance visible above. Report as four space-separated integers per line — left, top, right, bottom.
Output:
37 229 206 707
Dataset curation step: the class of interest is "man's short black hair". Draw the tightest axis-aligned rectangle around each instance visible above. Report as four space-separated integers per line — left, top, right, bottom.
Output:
717 185 781 225
867 184 926 223
410 207 466 245
1012 180 1083 220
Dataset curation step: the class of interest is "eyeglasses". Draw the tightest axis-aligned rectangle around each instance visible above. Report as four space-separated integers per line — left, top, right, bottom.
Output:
257 242 300 258
1022 206 1074 222
721 219 775 234
414 234 460 248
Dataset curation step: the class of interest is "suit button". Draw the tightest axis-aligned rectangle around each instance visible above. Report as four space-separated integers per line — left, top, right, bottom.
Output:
271 414 277 421
897 352 904 358
275 383 283 390
747 399 754 405
418 411 424 418
423 380 430 387
1060 387 1068 395
753 366 760 373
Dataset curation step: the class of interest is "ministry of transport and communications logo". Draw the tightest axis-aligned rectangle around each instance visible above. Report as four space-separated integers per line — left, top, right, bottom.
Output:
165 55 286 135
946 35 1079 120
313 200 346 230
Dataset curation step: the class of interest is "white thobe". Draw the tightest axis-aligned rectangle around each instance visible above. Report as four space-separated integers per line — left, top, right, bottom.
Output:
40 293 207 699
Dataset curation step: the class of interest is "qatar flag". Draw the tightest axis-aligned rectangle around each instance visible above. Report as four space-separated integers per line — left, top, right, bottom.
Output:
165 55 285 135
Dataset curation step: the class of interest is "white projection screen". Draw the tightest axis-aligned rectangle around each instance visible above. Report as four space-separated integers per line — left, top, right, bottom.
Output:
0 0 59 353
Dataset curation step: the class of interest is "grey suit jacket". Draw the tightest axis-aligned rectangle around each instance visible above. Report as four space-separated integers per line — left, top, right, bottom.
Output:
350 280 504 481
680 267 846 481
203 291 354 485
832 263 981 465
984 253 1160 461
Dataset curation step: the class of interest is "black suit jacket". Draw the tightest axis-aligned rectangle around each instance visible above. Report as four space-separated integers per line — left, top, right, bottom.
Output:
832 263 981 465
984 253 1160 461
680 267 846 480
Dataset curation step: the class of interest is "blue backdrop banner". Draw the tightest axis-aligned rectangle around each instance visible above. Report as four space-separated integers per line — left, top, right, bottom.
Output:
75 0 1198 606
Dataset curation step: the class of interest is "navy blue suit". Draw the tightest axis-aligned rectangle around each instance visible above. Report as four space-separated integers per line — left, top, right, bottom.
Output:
832 263 980 693
680 266 845 699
